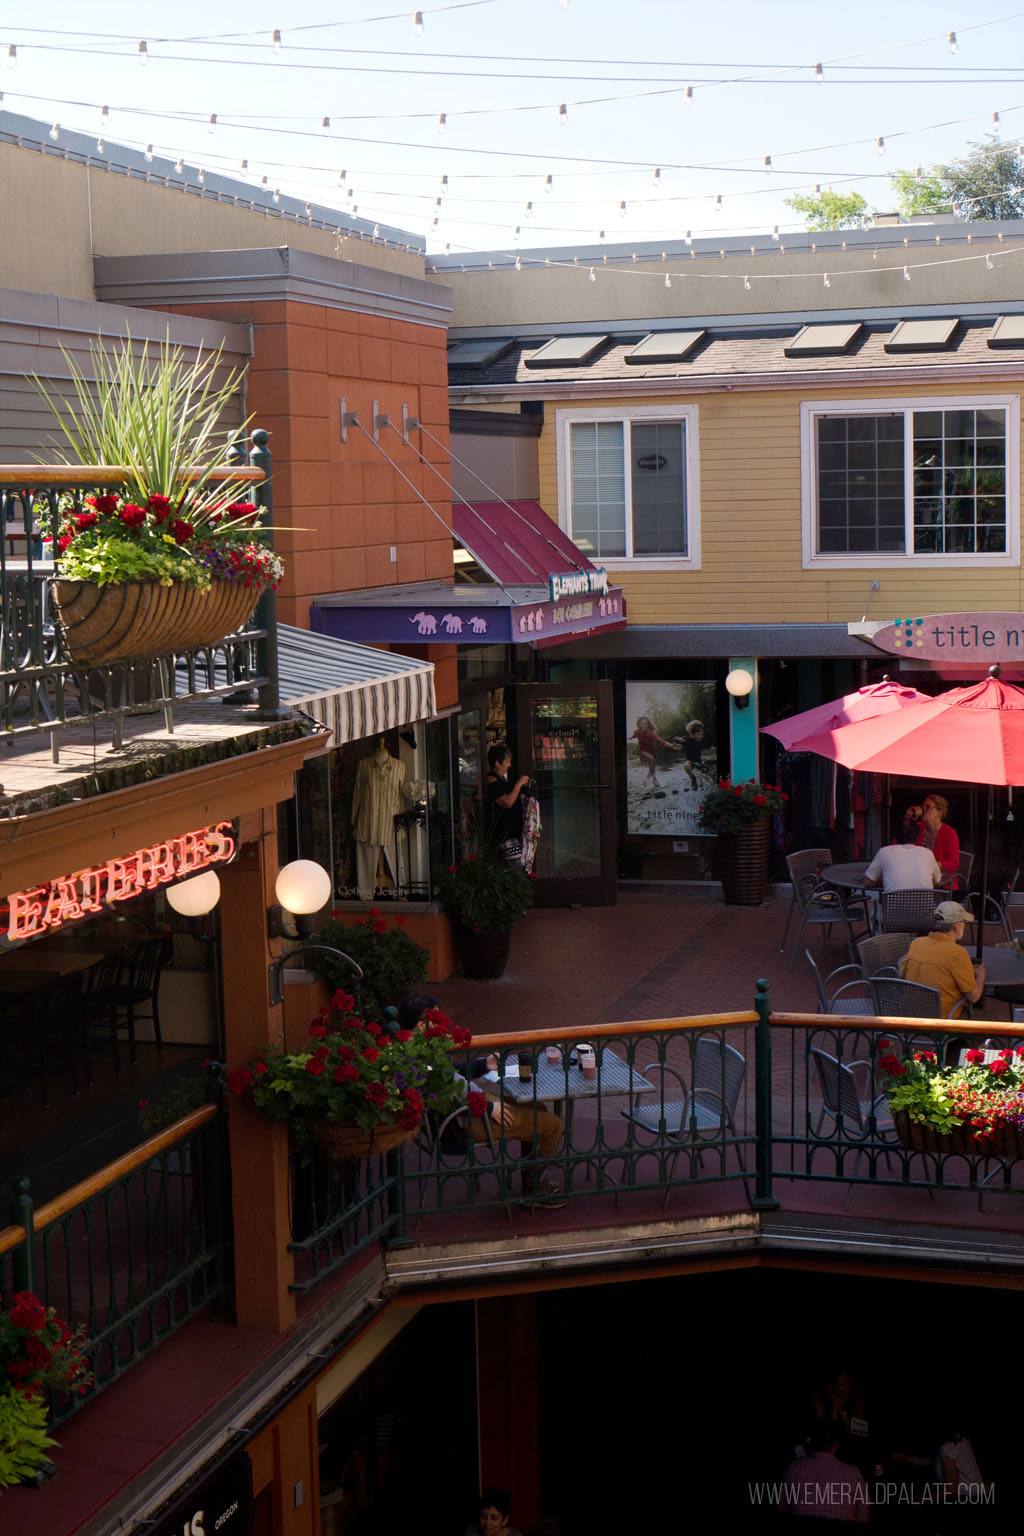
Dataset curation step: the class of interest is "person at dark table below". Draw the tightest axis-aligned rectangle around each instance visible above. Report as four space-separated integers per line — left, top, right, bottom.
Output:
903 793 960 878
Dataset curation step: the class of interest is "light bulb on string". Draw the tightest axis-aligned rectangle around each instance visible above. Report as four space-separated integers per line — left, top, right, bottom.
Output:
684 230 692 244
100 104 109 131
545 174 553 193
558 103 568 126
137 39 148 66
49 122 60 142
771 225 780 241
175 156 184 174
514 254 522 270
96 137 104 154
684 86 693 107
823 272 830 288
652 167 661 187
992 112 1000 130
876 137 885 156
238 157 247 176
273 187 280 202
437 112 446 134
434 195 442 209
903 266 911 281
986 253 994 269
321 117 330 137
814 62 823 83
197 167 205 185
440 174 448 190
715 194 722 209
338 168 347 184
664 273 671 289
373 223 380 237
598 229 605 242
589 267 596 281
619 200 627 218
207 113 217 135
763 155 772 169
272 28 282 53
947 30 957 53
6 44 15 69
431 216 439 229
413 10 425 33
513 224 521 241
305 202 312 219
525 200 533 217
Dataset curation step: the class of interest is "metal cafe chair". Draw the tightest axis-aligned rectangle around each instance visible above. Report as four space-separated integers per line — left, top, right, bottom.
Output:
107 936 172 1068
856 931 913 980
878 888 939 935
940 849 975 900
82 946 127 1070
808 1044 897 1210
33 971 88 1108
621 1035 746 1207
804 951 874 1016
780 848 833 952
785 855 869 972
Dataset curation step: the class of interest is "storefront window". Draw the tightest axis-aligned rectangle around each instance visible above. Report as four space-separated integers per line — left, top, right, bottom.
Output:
528 693 602 880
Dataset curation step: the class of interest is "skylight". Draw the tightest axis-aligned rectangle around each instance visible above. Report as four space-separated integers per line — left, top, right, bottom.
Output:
784 322 863 356
884 318 959 352
446 338 514 368
624 330 706 364
523 335 609 368
988 315 1024 348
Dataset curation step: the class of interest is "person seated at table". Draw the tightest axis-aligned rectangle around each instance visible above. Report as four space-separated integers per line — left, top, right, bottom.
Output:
462 1487 523 1536
782 1418 870 1524
862 819 942 893
898 901 985 1019
903 793 960 879
397 993 565 1206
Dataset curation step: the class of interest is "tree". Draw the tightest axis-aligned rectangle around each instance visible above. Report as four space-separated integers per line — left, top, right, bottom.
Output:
784 188 869 231
891 137 1024 222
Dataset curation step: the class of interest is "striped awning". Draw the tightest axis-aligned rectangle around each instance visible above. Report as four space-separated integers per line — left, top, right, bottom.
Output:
278 624 435 745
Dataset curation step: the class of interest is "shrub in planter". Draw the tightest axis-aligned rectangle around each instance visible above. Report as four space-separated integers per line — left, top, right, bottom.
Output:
306 910 428 1020
0 1292 92 1490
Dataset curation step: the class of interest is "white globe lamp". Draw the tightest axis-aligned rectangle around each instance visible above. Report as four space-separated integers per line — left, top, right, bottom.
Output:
165 870 222 917
275 859 332 916
725 668 755 708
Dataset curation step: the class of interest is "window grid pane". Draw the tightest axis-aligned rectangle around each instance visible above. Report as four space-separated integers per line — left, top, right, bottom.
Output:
569 420 626 558
815 415 906 554
629 421 688 555
911 409 1006 555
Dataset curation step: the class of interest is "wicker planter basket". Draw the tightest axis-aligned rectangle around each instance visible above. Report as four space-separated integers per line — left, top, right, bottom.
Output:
893 1109 1024 1158
308 1118 417 1159
716 819 773 907
53 577 262 665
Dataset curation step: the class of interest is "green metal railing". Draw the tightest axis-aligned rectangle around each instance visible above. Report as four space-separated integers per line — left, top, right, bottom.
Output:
288 1142 400 1293
0 1068 232 1422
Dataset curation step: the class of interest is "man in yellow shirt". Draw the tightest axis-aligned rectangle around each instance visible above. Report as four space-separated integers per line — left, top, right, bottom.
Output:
898 901 985 1018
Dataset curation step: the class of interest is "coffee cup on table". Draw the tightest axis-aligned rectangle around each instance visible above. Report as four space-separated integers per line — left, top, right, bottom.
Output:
577 1045 597 1081
545 1043 561 1065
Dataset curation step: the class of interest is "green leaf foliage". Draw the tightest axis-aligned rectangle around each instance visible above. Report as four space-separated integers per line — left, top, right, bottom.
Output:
306 912 428 1019
783 189 869 230
438 855 534 935
891 136 1024 222
0 1390 58 1491
698 778 788 835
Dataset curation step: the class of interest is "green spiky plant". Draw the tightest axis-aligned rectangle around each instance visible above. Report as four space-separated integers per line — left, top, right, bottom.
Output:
0 1389 57 1491
30 334 284 591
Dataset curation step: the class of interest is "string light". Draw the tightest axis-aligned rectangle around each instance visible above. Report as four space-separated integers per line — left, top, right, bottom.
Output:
947 30 957 53
664 273 671 288
372 222 380 236
437 111 446 133
814 62 824 83
545 174 553 192
238 156 247 175
0 94 6 111
715 194 722 209
684 230 692 244
771 225 780 240
175 156 184 173
598 229 605 241
207 113 217 134
743 274 751 290
619 200 627 217
514 254 522 270
993 111 1001 130
321 116 330 136
197 167 205 184
525 199 533 216
986 253 994 269
652 167 661 187
823 272 831 287
305 201 312 217
876 136 885 155
273 186 280 202
903 265 911 281
100 104 109 131
49 122 59 141
137 39 148 65
272 28 282 53
413 10 425 34
96 137 104 154
684 86 694 107
5 44 14 69
558 102 568 126
514 223 521 239
589 266 596 281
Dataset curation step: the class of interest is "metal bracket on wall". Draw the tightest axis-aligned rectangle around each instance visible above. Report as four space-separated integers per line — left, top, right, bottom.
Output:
371 401 390 442
339 398 359 442
401 404 421 443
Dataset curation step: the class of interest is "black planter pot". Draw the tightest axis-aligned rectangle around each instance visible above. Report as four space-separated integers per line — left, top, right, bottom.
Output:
716 819 773 906
453 922 512 980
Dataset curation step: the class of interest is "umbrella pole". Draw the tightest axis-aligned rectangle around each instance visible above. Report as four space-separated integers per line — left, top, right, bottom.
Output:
976 783 992 964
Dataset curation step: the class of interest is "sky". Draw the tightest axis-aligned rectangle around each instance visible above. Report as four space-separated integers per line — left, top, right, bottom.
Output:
3 0 1024 256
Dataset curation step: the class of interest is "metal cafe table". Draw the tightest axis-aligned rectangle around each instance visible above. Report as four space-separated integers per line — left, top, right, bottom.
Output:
494 1046 655 1165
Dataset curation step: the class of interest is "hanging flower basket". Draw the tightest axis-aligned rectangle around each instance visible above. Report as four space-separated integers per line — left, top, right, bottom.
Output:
53 576 263 665
893 1110 1024 1159
308 1118 418 1159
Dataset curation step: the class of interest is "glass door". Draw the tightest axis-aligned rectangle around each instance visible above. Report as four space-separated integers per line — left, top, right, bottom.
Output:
516 680 616 906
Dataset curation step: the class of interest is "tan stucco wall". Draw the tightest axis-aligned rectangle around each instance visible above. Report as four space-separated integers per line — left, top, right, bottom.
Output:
435 235 1024 329
535 378 1024 626
0 142 423 302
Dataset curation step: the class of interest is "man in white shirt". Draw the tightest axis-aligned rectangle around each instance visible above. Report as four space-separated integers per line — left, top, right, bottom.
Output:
863 819 942 892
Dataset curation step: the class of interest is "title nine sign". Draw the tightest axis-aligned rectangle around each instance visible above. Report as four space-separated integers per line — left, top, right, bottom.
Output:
5 821 237 942
870 613 1024 664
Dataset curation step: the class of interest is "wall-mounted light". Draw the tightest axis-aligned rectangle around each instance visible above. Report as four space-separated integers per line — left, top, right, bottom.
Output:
166 870 222 917
268 859 332 938
725 668 755 709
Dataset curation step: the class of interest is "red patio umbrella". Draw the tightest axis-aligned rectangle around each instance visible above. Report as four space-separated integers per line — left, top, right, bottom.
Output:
796 670 1024 959
761 679 929 752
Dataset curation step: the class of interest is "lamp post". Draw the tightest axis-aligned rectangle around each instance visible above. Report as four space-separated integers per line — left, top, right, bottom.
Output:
265 858 362 1007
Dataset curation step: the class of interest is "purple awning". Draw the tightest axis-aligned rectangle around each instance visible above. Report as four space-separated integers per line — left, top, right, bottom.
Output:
452 500 593 586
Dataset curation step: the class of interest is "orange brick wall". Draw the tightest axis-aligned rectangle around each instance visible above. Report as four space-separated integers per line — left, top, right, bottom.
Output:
157 298 454 629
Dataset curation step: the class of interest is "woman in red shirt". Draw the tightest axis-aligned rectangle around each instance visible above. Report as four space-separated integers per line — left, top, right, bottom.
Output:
905 792 960 878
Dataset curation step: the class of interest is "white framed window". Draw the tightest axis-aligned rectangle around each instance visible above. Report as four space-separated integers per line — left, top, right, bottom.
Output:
801 395 1020 569
556 403 701 569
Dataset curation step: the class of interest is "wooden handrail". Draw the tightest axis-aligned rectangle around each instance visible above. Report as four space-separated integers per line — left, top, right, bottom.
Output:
770 1012 1024 1036
0 465 263 487
472 1012 759 1051
0 1224 25 1257
33 1104 218 1232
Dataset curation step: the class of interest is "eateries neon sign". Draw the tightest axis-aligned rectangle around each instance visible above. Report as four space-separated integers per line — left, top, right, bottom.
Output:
5 821 237 942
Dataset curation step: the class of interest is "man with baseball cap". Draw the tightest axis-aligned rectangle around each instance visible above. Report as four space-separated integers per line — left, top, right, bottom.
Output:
898 901 986 1019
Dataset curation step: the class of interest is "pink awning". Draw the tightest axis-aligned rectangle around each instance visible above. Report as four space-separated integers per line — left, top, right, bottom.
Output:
452 500 594 586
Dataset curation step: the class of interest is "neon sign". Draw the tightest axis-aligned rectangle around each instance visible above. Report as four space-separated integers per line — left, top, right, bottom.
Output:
5 821 237 942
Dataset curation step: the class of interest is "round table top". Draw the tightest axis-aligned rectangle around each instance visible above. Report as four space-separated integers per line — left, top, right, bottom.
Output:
977 944 1024 987
821 861 871 890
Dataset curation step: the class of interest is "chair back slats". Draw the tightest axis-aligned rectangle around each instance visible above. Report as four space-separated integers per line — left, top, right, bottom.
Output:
693 1034 745 1111
878 888 938 934
128 935 172 993
871 975 942 1019
856 932 912 976
809 1046 864 1129
786 850 833 905
85 946 126 998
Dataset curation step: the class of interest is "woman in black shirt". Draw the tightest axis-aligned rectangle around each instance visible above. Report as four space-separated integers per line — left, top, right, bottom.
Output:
486 742 530 862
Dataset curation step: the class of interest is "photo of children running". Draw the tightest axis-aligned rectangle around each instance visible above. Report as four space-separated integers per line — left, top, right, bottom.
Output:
630 714 683 791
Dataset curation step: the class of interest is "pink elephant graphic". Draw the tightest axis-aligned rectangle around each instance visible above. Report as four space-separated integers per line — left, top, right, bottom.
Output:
468 616 488 635
410 611 438 635
440 613 464 635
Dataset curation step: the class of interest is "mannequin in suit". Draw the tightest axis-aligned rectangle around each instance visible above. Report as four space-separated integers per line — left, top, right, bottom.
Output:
352 738 406 900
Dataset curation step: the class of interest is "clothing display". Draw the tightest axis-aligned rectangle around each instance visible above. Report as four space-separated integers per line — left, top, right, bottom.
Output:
352 749 406 901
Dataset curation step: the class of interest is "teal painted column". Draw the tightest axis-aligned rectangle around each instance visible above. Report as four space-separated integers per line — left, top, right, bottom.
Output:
727 656 759 781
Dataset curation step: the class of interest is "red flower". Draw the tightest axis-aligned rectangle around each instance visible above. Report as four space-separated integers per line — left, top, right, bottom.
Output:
989 1058 1009 1076
57 534 73 552
226 1067 253 1096
337 1043 356 1061
9 1292 47 1331
93 493 119 514
467 1090 489 1117
362 1045 380 1061
965 1048 985 1064
314 1044 330 1060
879 1054 905 1077
309 1023 328 1038
253 1060 268 1076
396 915 408 926
372 919 387 934
365 1081 388 1105
74 511 99 531
753 794 767 807
305 1057 325 1076
733 786 744 796
169 518 194 544
448 864 457 873
147 494 173 520
878 1039 891 1052
334 1063 359 1082
395 1029 412 1043
332 990 355 1013
999 1048 1013 1059
119 503 147 529
365 1020 381 1036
